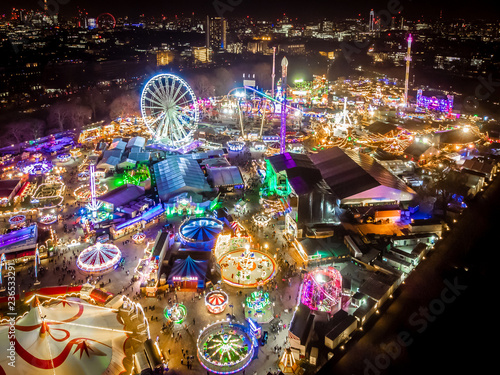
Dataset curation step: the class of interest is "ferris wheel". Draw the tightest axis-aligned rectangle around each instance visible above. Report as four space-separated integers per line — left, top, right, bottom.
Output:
141 73 199 147
97 13 116 29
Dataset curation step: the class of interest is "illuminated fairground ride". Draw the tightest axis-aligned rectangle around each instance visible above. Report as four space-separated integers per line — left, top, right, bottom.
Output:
310 117 416 156
244 290 274 324
218 246 277 288
164 303 188 324
205 290 229 314
77 243 122 274
39 213 58 225
22 160 53 175
141 73 199 150
178 217 224 250
197 320 255 375
223 86 304 140
300 267 345 314
226 87 277 119
74 183 108 202
132 232 146 244
8 214 26 229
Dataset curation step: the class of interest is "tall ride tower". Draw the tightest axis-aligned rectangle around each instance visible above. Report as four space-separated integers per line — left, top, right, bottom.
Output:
369 9 375 32
280 56 288 154
87 164 102 219
271 47 276 98
404 34 412 107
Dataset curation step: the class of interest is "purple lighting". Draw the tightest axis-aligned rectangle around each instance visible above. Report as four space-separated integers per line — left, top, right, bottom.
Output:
416 89 454 112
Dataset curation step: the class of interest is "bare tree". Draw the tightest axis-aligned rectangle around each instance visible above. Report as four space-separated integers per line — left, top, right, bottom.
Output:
191 75 215 99
47 104 69 132
4 121 35 146
66 104 92 131
29 119 46 140
109 92 140 119
213 68 235 96
84 88 106 121
47 103 92 133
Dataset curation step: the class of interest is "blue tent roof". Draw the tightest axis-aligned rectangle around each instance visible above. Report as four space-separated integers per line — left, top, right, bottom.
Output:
167 256 207 287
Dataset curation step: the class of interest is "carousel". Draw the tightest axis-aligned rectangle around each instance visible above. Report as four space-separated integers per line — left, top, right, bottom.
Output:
219 245 276 288
205 290 229 314
132 232 146 244
76 243 122 274
39 213 58 225
197 320 255 374
178 217 224 250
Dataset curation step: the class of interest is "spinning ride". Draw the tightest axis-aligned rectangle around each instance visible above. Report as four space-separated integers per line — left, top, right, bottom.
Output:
164 303 187 324
197 320 254 374
205 290 229 314
244 290 273 324
74 184 108 202
141 73 199 149
219 247 276 288
9 215 26 229
39 214 57 225
132 232 146 244
179 217 224 250
300 266 342 313
77 243 122 273
22 161 52 175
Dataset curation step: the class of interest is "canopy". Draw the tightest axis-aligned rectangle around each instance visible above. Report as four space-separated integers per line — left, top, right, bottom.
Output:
77 243 122 273
167 255 207 288
0 297 129 375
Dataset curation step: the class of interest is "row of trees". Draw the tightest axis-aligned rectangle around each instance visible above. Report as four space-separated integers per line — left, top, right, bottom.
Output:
0 91 140 148
0 62 274 147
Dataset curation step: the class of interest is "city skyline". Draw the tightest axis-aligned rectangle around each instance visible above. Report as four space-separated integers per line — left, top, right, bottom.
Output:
1 0 499 21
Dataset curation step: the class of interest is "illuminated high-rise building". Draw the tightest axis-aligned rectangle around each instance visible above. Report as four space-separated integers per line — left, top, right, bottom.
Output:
206 16 227 52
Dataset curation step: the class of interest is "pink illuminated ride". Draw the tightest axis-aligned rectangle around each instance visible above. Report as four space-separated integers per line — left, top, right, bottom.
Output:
300 267 343 314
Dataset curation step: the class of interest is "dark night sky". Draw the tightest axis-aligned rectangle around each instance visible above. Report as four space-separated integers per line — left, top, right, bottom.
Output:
0 0 498 21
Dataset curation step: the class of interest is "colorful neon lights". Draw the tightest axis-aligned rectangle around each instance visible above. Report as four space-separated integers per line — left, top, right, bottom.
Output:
197 320 254 374
205 290 229 314
300 267 342 313
76 243 122 273
164 303 187 324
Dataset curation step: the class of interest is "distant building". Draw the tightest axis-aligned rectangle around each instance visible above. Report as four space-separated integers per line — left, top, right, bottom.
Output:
206 16 227 52
156 51 175 66
193 46 210 63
